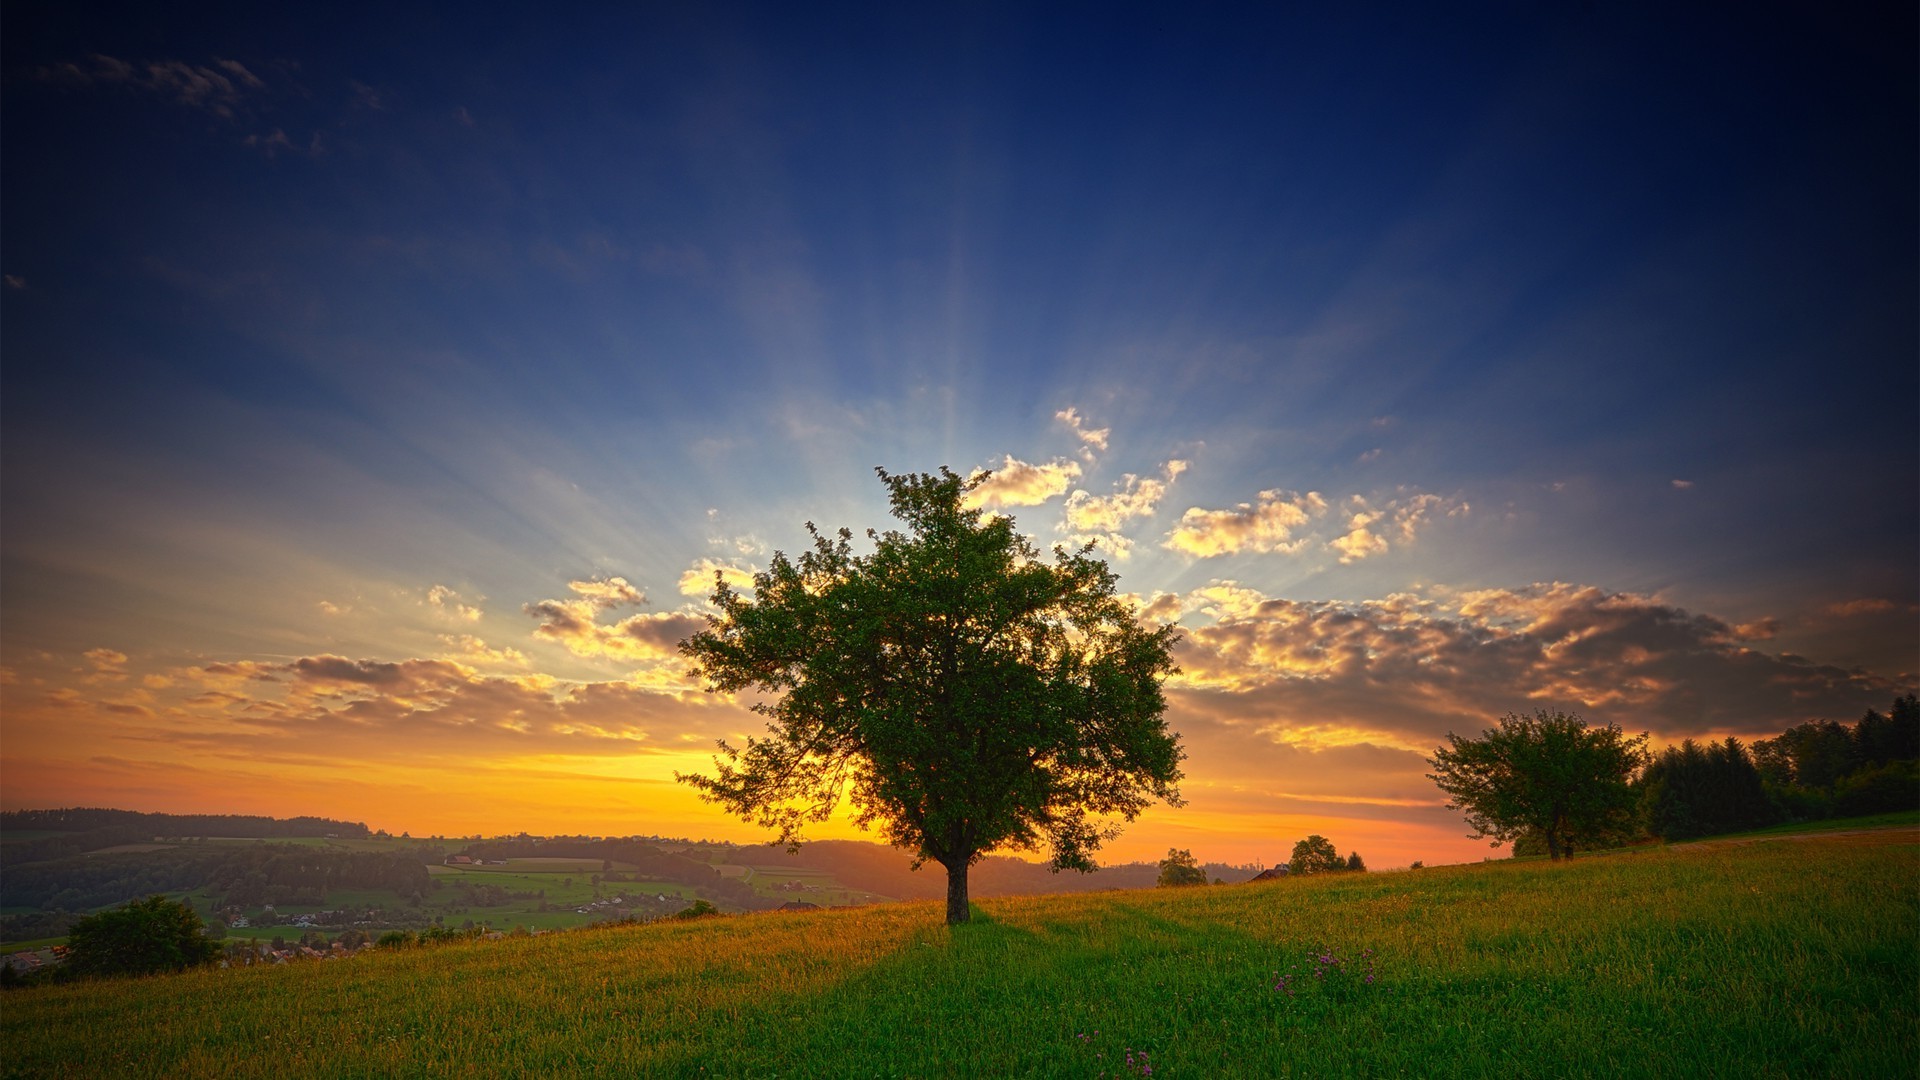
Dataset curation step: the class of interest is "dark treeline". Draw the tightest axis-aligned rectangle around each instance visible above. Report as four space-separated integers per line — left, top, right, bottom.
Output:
0 810 370 869
1 846 430 913
1639 694 1918 842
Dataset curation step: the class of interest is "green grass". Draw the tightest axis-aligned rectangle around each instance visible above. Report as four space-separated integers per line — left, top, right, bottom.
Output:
1694 808 1919 840
1 828 1911 1078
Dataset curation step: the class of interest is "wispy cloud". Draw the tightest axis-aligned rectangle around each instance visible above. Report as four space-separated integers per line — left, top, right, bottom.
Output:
36 54 268 119
426 585 483 623
1054 407 1110 457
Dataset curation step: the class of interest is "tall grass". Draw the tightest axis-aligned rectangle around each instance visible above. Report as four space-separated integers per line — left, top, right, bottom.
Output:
3 831 1912 1078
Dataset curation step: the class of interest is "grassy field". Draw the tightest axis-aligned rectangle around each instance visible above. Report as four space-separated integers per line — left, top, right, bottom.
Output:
1 826 1911 1078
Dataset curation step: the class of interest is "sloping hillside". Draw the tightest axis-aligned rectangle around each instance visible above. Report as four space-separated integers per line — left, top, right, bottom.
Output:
3 828 1913 1077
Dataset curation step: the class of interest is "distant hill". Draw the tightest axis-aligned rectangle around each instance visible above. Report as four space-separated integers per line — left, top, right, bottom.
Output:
720 839 1264 898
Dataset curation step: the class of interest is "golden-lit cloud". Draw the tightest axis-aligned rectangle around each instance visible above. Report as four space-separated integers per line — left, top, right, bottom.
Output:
1054 406 1110 454
965 456 1082 508
1327 492 1467 563
1164 490 1326 557
84 648 128 671
1061 460 1187 559
1165 580 1904 752
438 634 530 668
525 578 705 665
678 558 758 599
426 584 483 622
1329 507 1389 564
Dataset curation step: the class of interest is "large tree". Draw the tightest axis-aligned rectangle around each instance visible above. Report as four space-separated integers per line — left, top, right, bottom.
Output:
1427 710 1648 860
679 467 1185 924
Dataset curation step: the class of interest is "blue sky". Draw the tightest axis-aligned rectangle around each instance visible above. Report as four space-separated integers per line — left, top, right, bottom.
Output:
3 2 1913 866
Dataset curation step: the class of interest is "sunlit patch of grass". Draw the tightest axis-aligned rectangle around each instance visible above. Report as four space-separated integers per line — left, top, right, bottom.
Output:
2 833 1913 1077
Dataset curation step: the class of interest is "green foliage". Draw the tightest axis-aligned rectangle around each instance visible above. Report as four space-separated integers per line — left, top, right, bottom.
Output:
1288 835 1344 875
1753 720 1858 790
1155 848 1207 887
1 827 1911 1077
65 896 219 978
1639 737 1778 841
1428 709 1648 859
1748 695 1918 825
680 467 1184 924
1833 760 1920 817
672 899 720 921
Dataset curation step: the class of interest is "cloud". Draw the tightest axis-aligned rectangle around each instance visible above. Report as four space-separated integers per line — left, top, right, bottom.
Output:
525 579 704 665
1054 407 1110 454
965 456 1082 508
439 634 530 668
1060 460 1187 559
243 128 324 159
565 577 645 608
3 276 24 290
1165 490 1327 557
426 585 483 623
1672 479 1694 490
1826 598 1896 618
36 651 747 765
317 600 350 616
678 558 757 598
1330 508 1389 564
84 648 128 672
1329 492 1468 563
1166 580 1907 751
39 54 268 119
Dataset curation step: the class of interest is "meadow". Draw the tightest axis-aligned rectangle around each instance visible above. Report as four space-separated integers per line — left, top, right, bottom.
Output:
2 828 1912 1078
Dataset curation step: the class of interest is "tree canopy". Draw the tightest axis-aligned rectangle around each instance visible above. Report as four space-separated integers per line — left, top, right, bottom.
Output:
1287 834 1344 875
679 467 1184 924
65 895 219 978
1427 709 1648 860
1156 848 1207 887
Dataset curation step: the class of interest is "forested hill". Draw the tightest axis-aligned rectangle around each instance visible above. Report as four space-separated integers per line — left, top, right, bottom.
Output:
0 809 370 868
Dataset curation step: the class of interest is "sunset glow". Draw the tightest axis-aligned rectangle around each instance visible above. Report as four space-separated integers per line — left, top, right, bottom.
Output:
3 4 1913 875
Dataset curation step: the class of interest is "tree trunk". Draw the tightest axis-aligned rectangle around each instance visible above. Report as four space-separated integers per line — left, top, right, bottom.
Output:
945 859 970 925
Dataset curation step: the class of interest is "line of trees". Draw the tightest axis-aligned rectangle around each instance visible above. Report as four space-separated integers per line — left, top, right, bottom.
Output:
1432 697 1917 858
1 846 432 913
1643 694 1918 840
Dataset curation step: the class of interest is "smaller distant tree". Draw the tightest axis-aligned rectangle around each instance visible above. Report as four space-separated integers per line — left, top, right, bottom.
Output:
1344 851 1366 872
1156 848 1208 887
1288 835 1344 875
1428 709 1648 860
66 896 220 978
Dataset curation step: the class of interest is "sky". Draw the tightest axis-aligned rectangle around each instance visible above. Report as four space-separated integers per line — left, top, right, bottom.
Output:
3 2 1914 871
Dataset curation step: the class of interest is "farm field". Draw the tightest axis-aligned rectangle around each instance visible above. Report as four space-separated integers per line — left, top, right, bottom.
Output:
2 825 1912 1077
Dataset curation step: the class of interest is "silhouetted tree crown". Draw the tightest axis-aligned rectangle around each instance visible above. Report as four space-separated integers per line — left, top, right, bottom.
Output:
679 467 1184 925
1428 709 1648 860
